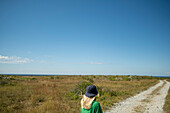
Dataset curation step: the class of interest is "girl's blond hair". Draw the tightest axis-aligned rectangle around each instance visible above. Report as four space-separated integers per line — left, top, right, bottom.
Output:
81 95 96 109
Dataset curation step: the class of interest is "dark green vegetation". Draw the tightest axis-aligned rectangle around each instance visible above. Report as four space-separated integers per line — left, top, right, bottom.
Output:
0 75 164 113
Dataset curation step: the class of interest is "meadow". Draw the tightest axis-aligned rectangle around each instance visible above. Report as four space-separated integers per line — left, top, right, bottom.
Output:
0 75 168 113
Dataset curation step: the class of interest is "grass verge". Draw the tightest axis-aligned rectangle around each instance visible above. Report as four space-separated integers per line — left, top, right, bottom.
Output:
163 79 170 113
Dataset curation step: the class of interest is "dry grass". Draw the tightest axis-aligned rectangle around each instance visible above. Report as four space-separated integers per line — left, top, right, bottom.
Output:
163 79 170 113
0 75 159 113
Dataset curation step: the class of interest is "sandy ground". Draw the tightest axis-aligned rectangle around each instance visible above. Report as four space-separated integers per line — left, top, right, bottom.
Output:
105 80 170 113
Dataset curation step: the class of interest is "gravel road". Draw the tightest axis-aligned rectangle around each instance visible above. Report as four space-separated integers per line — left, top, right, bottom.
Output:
105 80 170 113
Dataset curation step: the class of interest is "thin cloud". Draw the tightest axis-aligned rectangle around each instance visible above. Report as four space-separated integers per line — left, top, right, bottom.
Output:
89 62 105 65
73 62 106 65
0 55 33 64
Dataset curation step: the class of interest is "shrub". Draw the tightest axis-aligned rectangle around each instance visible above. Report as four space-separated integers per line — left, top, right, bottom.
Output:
50 76 63 79
66 81 93 100
0 80 8 86
9 77 15 80
50 76 54 79
31 78 37 80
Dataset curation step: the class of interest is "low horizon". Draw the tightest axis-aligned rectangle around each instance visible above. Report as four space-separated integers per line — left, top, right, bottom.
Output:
1 73 170 77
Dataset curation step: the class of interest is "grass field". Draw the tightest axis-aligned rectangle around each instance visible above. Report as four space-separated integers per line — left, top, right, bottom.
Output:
0 75 163 113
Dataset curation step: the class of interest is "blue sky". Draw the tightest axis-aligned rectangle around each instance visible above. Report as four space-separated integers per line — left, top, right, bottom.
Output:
0 0 170 76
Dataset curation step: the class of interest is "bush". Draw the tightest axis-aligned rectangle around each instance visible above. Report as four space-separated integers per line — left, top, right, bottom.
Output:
0 80 8 86
9 77 16 80
66 81 93 100
0 80 17 86
50 76 54 79
50 76 63 79
31 78 37 80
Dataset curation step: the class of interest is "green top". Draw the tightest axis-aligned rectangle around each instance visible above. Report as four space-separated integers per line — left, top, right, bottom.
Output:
81 101 103 113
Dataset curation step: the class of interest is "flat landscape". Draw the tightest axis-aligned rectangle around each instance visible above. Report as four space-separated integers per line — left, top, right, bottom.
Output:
0 75 169 113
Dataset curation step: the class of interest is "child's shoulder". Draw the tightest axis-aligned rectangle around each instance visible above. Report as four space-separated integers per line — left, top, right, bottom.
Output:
92 101 100 106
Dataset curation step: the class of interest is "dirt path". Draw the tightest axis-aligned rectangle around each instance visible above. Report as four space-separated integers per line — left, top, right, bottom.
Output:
105 80 170 113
